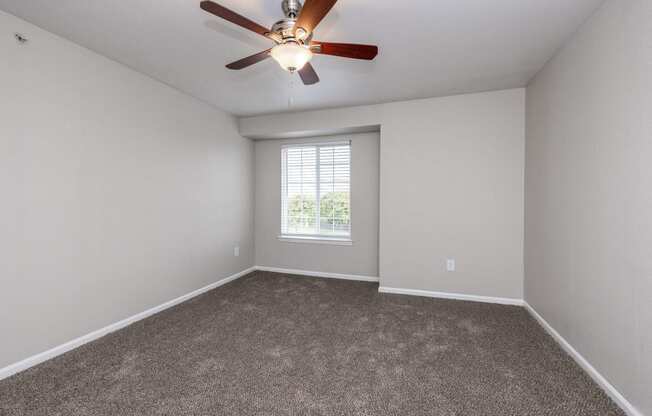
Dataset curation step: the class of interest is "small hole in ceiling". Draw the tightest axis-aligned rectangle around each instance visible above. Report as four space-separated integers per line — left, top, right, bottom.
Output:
14 33 29 44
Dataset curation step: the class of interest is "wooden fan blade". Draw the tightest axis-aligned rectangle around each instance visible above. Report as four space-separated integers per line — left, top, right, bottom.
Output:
200 1 273 40
226 49 272 70
294 0 337 35
298 63 320 85
311 41 378 60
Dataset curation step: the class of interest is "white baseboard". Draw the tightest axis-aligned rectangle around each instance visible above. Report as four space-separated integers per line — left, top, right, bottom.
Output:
255 266 379 282
524 302 642 416
0 266 256 381
378 286 524 306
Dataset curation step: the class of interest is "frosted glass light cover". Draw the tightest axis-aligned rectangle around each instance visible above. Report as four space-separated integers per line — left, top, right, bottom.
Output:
270 43 313 72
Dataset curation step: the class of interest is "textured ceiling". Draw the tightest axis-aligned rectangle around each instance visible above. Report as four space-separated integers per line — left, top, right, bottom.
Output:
0 0 604 116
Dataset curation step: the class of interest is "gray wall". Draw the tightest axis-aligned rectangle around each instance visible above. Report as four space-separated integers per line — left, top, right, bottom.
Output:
380 91 524 299
255 133 380 277
0 12 254 369
243 89 525 300
525 0 652 414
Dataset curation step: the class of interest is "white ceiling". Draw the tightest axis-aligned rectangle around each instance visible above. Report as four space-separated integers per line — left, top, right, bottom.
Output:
0 0 603 116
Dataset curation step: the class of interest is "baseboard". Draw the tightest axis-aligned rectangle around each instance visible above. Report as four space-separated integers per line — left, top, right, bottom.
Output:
0 266 256 381
255 266 380 282
524 302 642 416
378 286 524 306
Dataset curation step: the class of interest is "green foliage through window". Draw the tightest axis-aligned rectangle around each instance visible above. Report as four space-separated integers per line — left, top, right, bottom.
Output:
287 191 350 235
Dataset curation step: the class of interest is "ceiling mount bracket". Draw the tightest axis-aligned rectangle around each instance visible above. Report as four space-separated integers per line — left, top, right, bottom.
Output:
282 0 302 19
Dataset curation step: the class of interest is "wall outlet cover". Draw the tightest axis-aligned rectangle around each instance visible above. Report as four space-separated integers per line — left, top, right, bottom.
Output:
446 258 456 272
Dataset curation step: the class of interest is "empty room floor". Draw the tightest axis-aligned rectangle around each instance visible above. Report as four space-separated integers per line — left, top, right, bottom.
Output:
0 272 623 415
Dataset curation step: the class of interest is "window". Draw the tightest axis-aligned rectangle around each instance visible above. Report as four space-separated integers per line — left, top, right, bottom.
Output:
281 141 351 242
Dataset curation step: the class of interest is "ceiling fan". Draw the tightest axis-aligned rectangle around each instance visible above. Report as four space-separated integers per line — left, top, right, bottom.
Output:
200 0 379 85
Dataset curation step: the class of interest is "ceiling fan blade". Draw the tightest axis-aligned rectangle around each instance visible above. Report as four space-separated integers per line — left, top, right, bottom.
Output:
311 41 378 60
226 49 272 70
200 1 274 40
298 63 320 85
294 0 337 35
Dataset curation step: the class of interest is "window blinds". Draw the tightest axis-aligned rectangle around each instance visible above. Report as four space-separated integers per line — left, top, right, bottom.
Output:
281 142 351 238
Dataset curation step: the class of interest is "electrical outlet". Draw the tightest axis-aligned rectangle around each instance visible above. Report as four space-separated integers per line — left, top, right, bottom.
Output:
446 258 456 272
234 246 240 257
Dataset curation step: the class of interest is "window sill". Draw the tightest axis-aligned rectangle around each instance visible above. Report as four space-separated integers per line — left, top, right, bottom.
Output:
277 235 353 246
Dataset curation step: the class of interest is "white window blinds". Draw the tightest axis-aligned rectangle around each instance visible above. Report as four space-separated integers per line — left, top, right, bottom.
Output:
281 142 351 238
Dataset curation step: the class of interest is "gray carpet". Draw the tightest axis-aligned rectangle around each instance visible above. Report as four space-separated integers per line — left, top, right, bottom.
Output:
0 271 624 415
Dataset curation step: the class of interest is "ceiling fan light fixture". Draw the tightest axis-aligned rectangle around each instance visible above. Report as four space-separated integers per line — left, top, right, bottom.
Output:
200 0 378 85
270 42 313 72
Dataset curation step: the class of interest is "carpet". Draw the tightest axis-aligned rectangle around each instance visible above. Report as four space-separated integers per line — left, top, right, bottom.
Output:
0 271 624 415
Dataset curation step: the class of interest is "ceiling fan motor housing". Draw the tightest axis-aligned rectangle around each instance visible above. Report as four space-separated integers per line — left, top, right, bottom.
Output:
271 18 298 41
275 0 311 43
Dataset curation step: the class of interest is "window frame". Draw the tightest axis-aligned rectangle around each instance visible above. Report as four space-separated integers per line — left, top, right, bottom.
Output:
279 140 353 245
